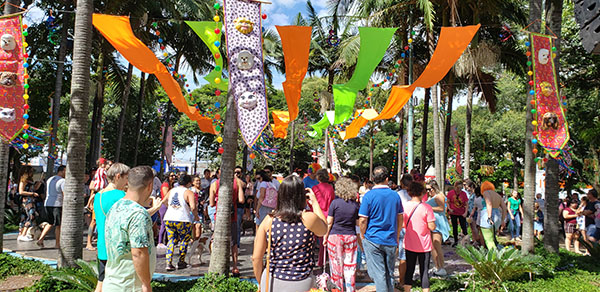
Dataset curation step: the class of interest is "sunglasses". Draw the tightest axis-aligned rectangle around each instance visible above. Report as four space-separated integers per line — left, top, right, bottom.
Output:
235 171 241 174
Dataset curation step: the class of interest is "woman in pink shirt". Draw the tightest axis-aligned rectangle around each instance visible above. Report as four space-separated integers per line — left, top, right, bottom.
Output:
312 168 335 268
447 180 468 247
403 182 436 292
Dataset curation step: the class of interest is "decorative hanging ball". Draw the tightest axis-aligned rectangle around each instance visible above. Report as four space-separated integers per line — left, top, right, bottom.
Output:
158 38 163 43
160 45 165 50
529 90 535 95
22 133 29 139
23 104 29 110
22 31 28 36
552 53 557 58
214 3 221 9
218 147 224 154
23 143 29 149
529 80 534 86
532 121 538 126
23 63 29 68
527 61 532 66
250 153 256 159
401 53 406 58
155 31 160 36
215 53 221 59
216 136 223 143
527 71 533 76
530 100 536 105
163 52 168 57
563 101 567 106
408 38 413 44
411 30 416 35
329 29 335 35
23 124 29 130
215 125 222 132
551 46 557 52
543 158 548 162
23 113 29 119
531 109 537 114
22 24 27 29
23 94 29 100
215 77 221 84
262 14 267 20
151 22 158 28
533 131 538 136
533 148 538 154
532 139 538 144
24 84 29 89
397 60 402 64
214 15 220 22
215 102 221 108
215 114 221 120
215 28 221 34
534 157 540 162
214 41 221 47
525 41 530 47
526 51 531 57
215 89 221 96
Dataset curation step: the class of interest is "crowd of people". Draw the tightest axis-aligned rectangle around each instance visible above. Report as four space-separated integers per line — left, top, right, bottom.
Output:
6 158 600 292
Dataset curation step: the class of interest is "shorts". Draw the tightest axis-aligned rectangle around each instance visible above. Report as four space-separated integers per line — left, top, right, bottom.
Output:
45 207 62 226
397 229 406 261
97 259 107 281
534 222 543 232
564 222 577 234
587 224 598 239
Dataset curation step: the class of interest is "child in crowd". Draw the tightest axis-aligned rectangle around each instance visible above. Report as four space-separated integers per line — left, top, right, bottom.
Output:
577 196 589 243
533 202 543 240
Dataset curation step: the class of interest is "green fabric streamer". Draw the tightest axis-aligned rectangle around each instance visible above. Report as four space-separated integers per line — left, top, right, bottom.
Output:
308 115 330 138
186 21 228 91
310 27 397 137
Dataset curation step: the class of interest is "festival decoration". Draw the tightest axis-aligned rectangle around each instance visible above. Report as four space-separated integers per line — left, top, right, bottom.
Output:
329 139 342 175
450 125 462 175
92 14 215 134
310 27 398 137
340 25 481 140
45 12 59 45
186 21 229 91
327 28 340 47
0 15 27 143
277 25 312 121
529 33 569 158
272 110 289 139
224 0 269 147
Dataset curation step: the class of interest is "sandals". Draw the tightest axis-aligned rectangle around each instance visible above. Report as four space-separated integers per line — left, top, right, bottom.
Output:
231 267 240 277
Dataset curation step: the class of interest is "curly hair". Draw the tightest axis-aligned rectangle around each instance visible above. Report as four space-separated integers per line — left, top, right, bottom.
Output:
335 177 358 201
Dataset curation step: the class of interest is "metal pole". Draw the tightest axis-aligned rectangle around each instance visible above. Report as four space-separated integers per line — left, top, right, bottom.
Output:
289 120 295 174
194 135 199 175
407 18 415 171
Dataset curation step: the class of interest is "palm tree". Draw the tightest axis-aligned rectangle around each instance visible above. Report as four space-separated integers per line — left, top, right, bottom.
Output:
114 63 134 162
60 0 94 268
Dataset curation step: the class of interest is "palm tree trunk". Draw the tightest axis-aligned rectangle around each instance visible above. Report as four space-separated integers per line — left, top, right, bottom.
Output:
443 77 455 176
60 0 94 268
420 88 430 175
522 0 543 255
208 90 237 274
114 63 134 163
133 72 146 166
540 0 564 254
429 31 442 186
464 77 474 179
88 50 106 166
47 12 70 178
397 108 405 184
159 102 171 176
369 125 374 180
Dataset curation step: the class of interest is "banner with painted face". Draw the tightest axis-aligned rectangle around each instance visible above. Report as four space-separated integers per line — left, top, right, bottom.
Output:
530 33 569 158
0 15 26 143
224 0 269 147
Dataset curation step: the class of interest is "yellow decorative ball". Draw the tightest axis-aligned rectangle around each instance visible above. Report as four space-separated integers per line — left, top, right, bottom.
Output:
216 136 223 143
527 71 533 76
214 15 220 22
163 52 168 57
215 78 221 84
408 38 413 44
23 143 29 149
23 94 29 100
532 121 538 126
23 42 28 47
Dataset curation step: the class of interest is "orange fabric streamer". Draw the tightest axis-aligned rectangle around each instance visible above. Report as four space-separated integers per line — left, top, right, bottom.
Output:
342 25 480 139
277 26 312 121
92 14 215 134
272 111 290 139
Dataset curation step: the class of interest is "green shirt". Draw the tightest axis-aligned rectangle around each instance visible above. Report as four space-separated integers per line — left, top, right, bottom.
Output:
508 197 521 215
103 199 156 292
93 189 126 260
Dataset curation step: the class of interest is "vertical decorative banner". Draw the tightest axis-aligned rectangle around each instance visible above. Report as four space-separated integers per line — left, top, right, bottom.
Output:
530 33 569 158
224 0 268 147
272 110 290 139
450 125 462 175
329 139 342 175
0 15 26 142
186 21 229 91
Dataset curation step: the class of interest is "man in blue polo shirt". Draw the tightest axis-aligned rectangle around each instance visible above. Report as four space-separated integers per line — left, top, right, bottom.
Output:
359 166 404 292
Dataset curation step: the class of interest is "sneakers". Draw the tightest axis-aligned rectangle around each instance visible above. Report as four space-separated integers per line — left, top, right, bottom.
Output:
17 235 33 242
157 243 167 249
434 268 447 276
166 264 176 271
177 262 188 270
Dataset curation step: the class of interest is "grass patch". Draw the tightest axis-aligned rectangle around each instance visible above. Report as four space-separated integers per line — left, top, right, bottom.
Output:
0 253 51 281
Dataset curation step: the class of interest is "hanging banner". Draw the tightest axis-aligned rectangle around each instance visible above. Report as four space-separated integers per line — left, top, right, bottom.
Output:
186 21 229 91
277 26 312 121
92 14 215 134
224 0 269 147
329 138 342 175
450 125 462 175
272 110 290 139
531 33 569 158
310 28 397 137
341 25 480 140
0 15 26 142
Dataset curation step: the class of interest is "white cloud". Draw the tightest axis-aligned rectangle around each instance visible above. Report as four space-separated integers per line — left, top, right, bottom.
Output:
267 12 290 26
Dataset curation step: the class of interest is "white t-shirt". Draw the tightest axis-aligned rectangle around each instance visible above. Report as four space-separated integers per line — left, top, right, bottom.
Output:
45 175 65 207
397 189 411 206
258 179 280 199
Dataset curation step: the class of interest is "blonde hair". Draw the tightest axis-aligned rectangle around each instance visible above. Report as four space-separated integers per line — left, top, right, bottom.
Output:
107 163 130 182
335 177 359 201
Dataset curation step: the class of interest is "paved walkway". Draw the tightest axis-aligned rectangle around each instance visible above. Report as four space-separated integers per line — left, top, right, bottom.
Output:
3 229 472 290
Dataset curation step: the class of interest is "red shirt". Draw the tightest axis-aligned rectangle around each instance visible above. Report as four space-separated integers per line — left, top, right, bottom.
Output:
312 182 335 216
160 182 170 199
215 179 239 223
447 189 468 216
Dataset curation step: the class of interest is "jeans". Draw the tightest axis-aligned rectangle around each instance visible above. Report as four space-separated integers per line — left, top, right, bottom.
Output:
450 214 468 243
509 212 521 239
362 238 397 292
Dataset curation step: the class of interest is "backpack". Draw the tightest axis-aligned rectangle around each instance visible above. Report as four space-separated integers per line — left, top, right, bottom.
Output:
262 182 278 209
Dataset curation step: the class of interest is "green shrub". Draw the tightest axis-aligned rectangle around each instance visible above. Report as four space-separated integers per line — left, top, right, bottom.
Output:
152 280 197 292
0 254 51 280
47 259 98 292
579 238 600 259
190 273 256 292
456 245 542 285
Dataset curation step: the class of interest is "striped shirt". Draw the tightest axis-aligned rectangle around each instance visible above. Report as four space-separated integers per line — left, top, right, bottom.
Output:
91 168 108 191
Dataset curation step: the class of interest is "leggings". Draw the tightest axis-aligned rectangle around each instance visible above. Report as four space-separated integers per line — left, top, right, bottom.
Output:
164 220 193 265
327 234 357 292
450 214 468 241
157 205 167 244
481 228 497 250
404 250 431 289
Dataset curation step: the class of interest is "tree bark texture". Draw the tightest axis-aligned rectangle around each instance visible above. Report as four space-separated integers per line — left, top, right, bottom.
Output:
443 77 455 180
522 0 543 255
420 88 430 175
464 78 474 179
60 0 93 268
88 50 105 167
47 13 70 177
133 72 146 166
544 158 560 252
208 91 237 274
114 63 134 163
